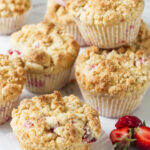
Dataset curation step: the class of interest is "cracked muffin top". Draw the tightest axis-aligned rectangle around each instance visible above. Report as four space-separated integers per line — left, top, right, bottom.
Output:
10 22 80 74
45 0 74 25
0 0 31 18
11 91 101 150
66 0 144 25
0 55 25 104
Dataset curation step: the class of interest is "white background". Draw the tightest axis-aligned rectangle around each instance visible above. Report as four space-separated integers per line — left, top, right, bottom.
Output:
0 0 150 150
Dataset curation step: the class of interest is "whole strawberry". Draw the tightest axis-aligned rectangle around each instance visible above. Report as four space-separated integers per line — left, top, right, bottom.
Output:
115 116 142 129
110 127 135 149
135 126 150 150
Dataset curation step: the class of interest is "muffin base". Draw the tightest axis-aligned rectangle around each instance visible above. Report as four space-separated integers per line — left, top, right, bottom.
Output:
26 68 72 94
75 17 141 49
0 9 30 35
80 89 147 118
64 23 87 47
0 98 18 125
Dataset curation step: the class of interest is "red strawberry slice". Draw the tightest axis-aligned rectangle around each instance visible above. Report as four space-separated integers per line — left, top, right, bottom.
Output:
110 127 134 149
135 126 150 150
115 116 142 129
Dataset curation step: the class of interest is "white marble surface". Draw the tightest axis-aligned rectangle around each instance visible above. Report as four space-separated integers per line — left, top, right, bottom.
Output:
0 0 150 150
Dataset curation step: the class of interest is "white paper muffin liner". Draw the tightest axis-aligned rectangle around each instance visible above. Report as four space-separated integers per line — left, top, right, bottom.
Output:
0 9 30 35
0 98 18 125
75 17 141 49
80 88 147 118
26 68 72 94
64 23 88 47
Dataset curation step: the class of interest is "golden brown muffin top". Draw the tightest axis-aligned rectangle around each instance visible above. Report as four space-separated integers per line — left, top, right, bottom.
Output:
11 91 101 150
0 0 31 17
0 55 25 104
67 0 144 25
11 22 80 74
45 0 74 25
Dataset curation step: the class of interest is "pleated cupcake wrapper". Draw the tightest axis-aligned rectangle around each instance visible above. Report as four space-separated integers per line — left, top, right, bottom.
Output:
0 98 18 125
64 24 87 47
75 17 141 49
80 89 147 118
0 9 30 35
26 68 72 94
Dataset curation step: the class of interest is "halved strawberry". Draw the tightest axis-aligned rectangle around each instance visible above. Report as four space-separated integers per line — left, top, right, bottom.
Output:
115 116 142 129
135 126 150 150
110 127 135 149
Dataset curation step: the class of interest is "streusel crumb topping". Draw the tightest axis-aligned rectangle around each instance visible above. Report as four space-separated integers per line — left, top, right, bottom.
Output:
134 20 150 49
11 91 101 150
45 0 74 24
0 55 25 104
0 0 31 18
67 0 144 25
10 22 80 74
76 46 150 96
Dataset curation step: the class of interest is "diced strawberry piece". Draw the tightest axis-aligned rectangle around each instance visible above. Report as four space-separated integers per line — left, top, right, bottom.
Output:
139 58 143 64
135 126 150 150
87 138 96 144
115 116 142 129
49 128 54 133
14 50 21 55
90 64 96 69
82 127 97 144
90 64 98 70
24 120 34 128
8 49 13 55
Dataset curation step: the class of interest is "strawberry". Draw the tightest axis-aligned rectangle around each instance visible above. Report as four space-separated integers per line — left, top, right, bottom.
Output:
135 126 150 150
110 127 135 150
115 116 142 129
82 127 97 144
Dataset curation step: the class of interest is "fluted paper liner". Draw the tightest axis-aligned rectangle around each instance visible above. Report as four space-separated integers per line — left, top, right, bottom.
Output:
0 98 18 125
75 17 141 49
26 68 72 94
80 88 147 118
64 23 87 47
0 10 30 35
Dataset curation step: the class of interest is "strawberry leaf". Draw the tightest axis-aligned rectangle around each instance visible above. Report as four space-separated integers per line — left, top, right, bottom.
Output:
142 121 146 126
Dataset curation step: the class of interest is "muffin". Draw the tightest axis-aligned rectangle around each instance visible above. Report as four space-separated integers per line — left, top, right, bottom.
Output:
0 55 25 124
75 23 150 118
0 0 31 35
67 0 145 49
44 0 87 46
10 22 80 93
11 91 101 150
